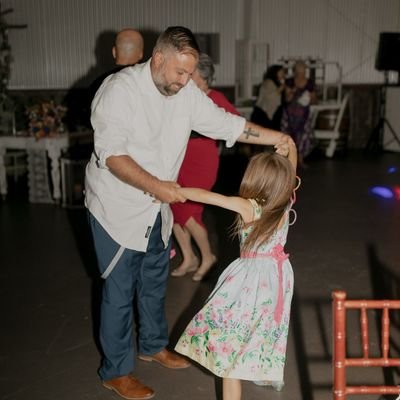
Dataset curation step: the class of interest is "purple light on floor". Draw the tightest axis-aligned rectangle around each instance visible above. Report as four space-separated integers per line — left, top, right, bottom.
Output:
370 186 394 199
387 166 397 174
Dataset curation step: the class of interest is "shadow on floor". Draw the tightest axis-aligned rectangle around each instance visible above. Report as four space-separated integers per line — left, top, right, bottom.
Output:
368 244 400 399
292 292 333 399
66 208 102 355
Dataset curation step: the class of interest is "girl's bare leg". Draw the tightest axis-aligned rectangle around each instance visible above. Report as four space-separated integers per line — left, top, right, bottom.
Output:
171 224 199 277
185 217 217 281
223 378 242 400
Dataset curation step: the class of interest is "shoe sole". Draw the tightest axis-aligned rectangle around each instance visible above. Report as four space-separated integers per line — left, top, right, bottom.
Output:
138 354 191 369
102 382 155 400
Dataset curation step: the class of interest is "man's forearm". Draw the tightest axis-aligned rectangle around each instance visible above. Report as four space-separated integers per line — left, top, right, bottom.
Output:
106 155 160 194
237 121 286 146
106 155 185 203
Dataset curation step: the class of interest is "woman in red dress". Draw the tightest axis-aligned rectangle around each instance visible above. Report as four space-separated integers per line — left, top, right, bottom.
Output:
170 53 240 281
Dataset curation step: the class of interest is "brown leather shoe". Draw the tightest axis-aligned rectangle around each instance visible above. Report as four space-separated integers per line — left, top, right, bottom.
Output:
138 348 191 369
102 374 154 399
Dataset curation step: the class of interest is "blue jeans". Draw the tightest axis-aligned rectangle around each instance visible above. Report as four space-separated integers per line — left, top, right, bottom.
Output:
89 212 170 380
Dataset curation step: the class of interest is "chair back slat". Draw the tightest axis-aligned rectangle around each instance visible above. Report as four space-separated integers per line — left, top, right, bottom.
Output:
382 307 390 360
332 291 400 399
360 307 369 358
333 93 349 132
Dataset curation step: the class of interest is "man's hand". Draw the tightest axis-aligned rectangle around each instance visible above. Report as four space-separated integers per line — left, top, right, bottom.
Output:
152 181 187 204
106 155 187 203
274 135 293 157
274 135 297 169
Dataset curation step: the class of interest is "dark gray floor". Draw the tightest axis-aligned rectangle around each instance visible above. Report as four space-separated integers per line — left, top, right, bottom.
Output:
1 150 399 400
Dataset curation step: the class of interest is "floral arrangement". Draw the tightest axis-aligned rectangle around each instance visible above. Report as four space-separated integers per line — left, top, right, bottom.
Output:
26 101 67 139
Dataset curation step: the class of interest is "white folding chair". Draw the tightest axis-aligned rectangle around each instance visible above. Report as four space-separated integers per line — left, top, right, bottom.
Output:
312 93 350 158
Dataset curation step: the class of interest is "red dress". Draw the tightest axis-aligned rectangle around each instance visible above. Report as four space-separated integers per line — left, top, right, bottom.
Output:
171 90 239 227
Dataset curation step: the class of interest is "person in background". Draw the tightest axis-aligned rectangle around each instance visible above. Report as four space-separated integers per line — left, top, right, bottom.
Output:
65 29 144 158
85 25 293 400
281 60 317 168
112 28 144 66
175 141 298 400
251 64 285 131
170 53 240 281
88 29 144 108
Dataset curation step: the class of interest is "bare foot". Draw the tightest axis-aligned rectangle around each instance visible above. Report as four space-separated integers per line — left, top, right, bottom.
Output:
192 254 217 281
171 256 199 277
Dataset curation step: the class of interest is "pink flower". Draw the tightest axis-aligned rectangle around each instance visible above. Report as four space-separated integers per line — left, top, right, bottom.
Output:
213 298 224 306
186 328 196 337
264 320 272 329
225 274 235 282
224 309 233 320
196 313 204 322
220 342 233 354
208 341 217 352
242 311 251 320
199 326 209 334
275 345 286 353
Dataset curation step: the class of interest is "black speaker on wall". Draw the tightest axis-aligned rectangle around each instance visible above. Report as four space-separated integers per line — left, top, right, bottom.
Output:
375 32 400 71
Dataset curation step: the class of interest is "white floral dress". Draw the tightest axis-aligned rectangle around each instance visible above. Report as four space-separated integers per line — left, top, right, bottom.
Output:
175 199 294 381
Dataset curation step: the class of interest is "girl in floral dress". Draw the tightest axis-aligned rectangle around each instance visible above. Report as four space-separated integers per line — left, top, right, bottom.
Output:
175 143 299 400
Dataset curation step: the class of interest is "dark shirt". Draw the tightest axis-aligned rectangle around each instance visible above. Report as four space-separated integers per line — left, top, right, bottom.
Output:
88 65 130 108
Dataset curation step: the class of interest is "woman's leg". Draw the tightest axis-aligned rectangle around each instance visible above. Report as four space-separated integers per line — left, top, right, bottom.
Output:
223 378 242 400
170 223 199 277
185 217 217 281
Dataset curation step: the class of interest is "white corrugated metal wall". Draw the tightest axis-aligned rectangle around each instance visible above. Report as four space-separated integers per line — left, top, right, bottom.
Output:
4 0 239 88
248 0 400 83
3 0 400 89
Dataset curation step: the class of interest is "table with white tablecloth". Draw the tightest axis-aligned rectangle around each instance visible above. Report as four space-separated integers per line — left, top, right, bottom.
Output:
0 132 92 202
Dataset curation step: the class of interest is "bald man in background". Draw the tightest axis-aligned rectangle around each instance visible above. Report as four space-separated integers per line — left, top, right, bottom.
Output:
64 29 144 133
88 29 144 115
112 28 144 66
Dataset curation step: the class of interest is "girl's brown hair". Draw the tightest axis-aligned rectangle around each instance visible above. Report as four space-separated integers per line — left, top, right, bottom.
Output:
235 152 296 252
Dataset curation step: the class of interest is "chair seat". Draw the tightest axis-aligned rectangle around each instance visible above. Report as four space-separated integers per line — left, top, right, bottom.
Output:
313 129 340 140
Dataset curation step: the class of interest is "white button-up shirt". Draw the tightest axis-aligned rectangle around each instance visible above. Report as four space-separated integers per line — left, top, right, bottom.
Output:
85 59 246 251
